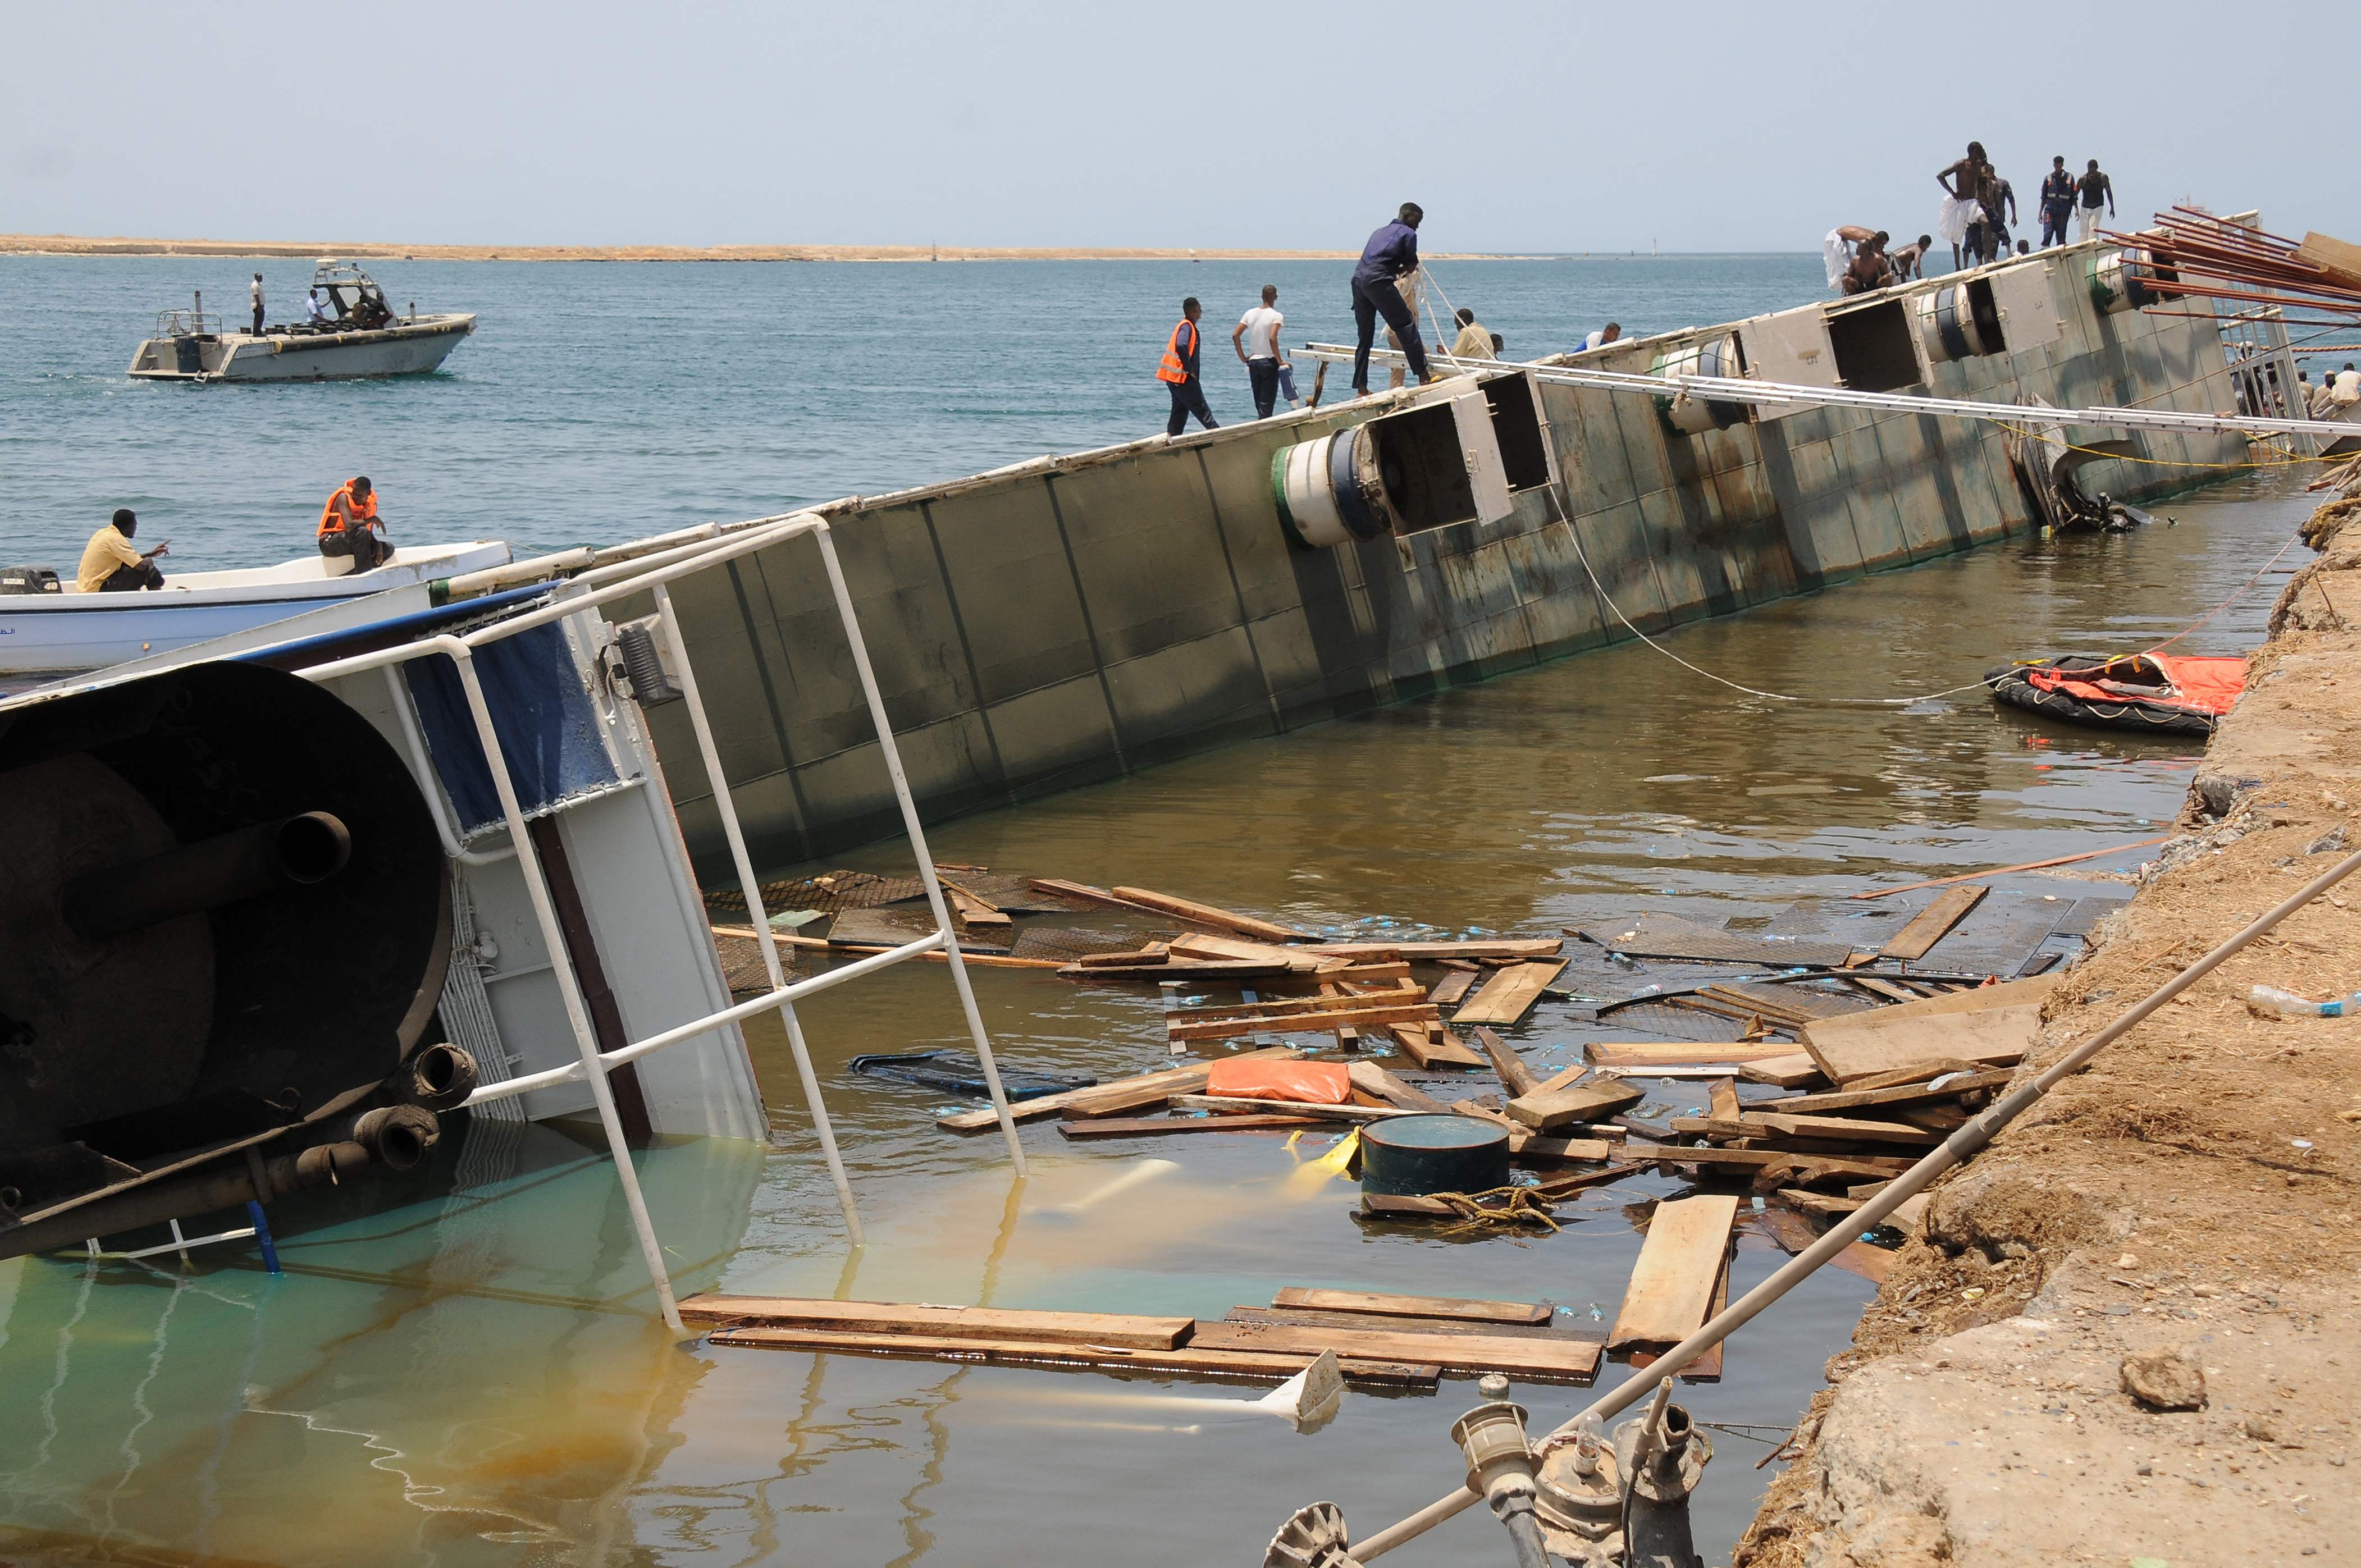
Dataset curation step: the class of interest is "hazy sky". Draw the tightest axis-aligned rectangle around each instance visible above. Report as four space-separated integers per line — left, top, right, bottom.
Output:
7 2 2350 253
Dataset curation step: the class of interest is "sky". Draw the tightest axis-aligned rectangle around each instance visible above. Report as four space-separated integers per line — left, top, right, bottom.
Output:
5 2 2352 254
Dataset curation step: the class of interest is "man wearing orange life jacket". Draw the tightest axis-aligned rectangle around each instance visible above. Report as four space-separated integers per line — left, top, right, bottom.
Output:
317 476 391 574
1156 296 1220 436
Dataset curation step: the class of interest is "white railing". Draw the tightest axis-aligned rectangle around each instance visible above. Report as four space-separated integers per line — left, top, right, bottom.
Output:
294 511 1027 1334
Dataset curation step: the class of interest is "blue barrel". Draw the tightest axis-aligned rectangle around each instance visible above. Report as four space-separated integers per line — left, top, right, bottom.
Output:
1359 1114 1512 1197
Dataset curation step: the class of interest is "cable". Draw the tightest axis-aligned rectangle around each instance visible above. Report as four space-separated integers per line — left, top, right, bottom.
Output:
1545 489 1994 707
2141 528 2305 655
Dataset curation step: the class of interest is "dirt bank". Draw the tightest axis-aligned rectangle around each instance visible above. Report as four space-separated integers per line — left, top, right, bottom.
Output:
0 232 1421 263
1737 491 2361 1567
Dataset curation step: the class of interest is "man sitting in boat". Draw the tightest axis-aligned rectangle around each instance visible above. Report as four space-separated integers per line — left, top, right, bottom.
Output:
317 477 391 574
76 508 168 592
306 286 334 324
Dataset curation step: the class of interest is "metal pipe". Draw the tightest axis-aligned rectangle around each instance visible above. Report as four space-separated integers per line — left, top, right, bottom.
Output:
62 811 350 941
810 525 1029 1176
6 1138 371 1259
652 581 866 1245
1342 841 2361 1559
444 642 687 1334
460 929 948 1106
1298 342 2337 442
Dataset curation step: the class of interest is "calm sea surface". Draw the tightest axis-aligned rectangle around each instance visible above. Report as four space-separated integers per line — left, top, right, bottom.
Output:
0 254 2313 1567
0 252 1830 569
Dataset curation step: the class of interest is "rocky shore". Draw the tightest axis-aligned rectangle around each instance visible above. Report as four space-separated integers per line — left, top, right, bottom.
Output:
1736 484 2361 1567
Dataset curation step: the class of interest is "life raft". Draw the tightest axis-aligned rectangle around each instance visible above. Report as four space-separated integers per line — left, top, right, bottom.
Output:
1984 653 2245 735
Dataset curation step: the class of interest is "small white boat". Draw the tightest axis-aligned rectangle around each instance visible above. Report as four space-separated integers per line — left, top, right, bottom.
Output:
129 261 476 383
0 540 510 678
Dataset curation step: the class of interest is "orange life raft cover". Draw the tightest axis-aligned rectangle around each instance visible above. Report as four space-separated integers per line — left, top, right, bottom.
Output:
1203 1058 1353 1105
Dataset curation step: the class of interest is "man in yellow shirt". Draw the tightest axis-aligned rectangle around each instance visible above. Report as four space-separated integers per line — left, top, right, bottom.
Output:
77 509 168 593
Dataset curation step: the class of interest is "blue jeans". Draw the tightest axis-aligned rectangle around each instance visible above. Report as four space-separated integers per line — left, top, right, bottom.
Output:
1351 275 1427 392
1248 358 1281 418
1166 378 1217 435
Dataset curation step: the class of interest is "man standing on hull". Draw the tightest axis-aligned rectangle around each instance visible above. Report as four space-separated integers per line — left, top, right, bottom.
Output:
2077 159 2115 243
1233 285 1287 419
250 272 266 335
2039 157 2077 248
1157 298 1218 436
1350 202 1432 397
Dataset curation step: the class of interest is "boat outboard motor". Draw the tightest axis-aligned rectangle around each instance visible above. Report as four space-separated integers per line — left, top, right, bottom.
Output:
0 661 451 1252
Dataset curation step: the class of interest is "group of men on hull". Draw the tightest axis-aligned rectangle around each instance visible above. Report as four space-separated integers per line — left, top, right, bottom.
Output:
1154 202 1460 436
74 477 393 593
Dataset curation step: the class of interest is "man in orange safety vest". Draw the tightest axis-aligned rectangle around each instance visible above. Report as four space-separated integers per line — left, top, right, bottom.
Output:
1156 297 1220 437
317 476 391 574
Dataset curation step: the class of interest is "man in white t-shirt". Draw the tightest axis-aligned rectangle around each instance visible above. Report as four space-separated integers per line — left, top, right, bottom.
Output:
1233 284 1290 419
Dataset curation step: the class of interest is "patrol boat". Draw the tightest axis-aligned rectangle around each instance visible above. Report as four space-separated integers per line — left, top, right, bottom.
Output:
127 260 476 383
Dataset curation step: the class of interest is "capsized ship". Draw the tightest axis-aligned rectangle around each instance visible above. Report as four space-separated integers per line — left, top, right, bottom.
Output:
128 260 474 382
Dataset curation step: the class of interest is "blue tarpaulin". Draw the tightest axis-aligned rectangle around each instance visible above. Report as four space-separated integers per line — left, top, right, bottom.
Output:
404 621 619 834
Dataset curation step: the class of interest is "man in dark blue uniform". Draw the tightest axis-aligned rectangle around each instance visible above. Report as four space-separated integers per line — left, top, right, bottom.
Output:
1350 202 1432 397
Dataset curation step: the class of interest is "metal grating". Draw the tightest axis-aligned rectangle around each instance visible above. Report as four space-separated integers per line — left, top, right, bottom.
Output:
1007 926 1157 963
713 932 815 996
705 869 927 917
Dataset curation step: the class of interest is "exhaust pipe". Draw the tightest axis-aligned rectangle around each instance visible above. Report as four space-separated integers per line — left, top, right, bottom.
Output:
340 1104 439 1173
385 1042 478 1111
61 811 351 940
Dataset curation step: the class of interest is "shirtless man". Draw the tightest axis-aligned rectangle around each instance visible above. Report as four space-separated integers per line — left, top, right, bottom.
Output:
1823 224 1882 292
1842 231 1896 295
1937 142 1994 268
1889 234 1936 282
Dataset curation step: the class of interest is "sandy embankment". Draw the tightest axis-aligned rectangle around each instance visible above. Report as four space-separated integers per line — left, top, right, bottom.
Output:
0 233 1377 263
1738 487 2361 1567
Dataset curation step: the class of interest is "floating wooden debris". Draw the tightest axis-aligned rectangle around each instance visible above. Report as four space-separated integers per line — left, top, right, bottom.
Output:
1455 959 1569 1026
1188 1319 1599 1383
935 1046 1301 1133
682 1295 1191 1348
1111 885 1316 943
1170 1094 1414 1123
1878 884 1988 961
1507 1076 1645 1132
1584 1041 1802 1069
704 1325 1440 1388
1271 1287 1551 1325
1734 1052 1826 1089
1473 1026 1542 1097
1608 1194 1738 1351
1766 1068 2012 1117
1801 975 2054 1085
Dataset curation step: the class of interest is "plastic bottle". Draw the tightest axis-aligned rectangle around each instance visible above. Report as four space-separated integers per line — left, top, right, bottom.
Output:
2248 985 2361 1018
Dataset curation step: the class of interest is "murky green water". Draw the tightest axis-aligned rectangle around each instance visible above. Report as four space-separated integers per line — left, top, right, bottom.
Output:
0 477 2309 1566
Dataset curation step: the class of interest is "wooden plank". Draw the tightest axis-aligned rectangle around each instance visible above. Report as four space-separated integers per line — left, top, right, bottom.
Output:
1879 884 1988 961
1111 885 1314 944
1608 1195 1739 1350
1741 1112 1946 1148
1057 1114 1323 1140
1843 975 1923 1003
1170 1095 1417 1123
1765 1068 2013 1116
1800 975 2055 1085
936 1045 1300 1132
1777 1188 1865 1218
1188 1319 1600 1384
1348 1060 1452 1113
1473 1026 1541 1098
1063 958 1295 982
1506 1077 1645 1131
1708 1077 1739 1122
1455 961 1569 1026
1021 877 1173 916
1630 1255 1728 1381
1307 939 1563 960
1172 989 1427 1023
1528 1162 1646 1199
1360 1193 1462 1220
1624 1144 1915 1180
1271 1287 1551 1327
1431 970 1478 1007
1074 945 1169 968
679 1295 1191 1349
1716 980 1865 1020
1735 1053 1826 1089
1585 1041 1800 1068
1227 1308 1602 1349
1168 932 1328 971
1390 1022 1486 1069
1166 1003 1440 1043
705 1325 1440 1389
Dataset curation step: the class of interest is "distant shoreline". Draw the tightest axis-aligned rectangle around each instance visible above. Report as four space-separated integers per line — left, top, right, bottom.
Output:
0 232 1564 264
